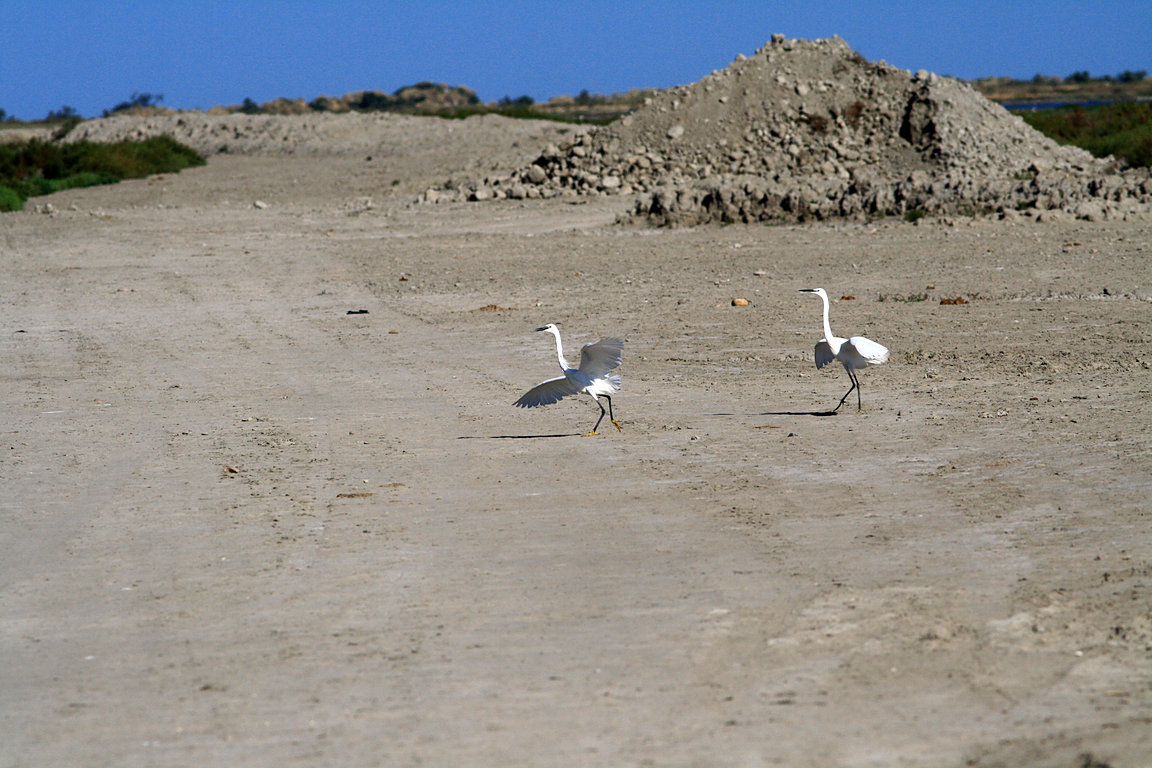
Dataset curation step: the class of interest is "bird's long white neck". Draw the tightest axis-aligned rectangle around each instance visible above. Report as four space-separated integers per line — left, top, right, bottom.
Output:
546 327 569 371
819 291 836 343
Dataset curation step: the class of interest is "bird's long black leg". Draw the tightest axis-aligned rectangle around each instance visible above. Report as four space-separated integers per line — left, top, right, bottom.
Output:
604 395 622 431
834 375 857 413
854 370 863 411
586 398 606 435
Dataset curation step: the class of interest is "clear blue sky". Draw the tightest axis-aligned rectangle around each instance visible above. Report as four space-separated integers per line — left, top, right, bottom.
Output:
3 1 1149 120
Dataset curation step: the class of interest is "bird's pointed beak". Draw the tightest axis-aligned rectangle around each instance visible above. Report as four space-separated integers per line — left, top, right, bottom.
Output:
534 325 550 332
798 288 815 293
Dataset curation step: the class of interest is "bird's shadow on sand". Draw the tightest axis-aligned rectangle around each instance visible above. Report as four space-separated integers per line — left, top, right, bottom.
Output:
710 410 840 418
458 433 584 440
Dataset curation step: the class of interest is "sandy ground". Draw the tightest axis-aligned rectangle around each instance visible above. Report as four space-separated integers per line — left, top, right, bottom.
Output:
2 117 1151 768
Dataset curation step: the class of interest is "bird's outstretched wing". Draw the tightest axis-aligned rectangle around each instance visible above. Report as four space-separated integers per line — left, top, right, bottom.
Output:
813 340 836 369
846 336 890 365
514 376 581 408
578 337 624 378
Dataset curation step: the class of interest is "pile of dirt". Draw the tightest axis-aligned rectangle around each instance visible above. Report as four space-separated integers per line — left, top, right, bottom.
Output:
63 111 420 156
60 110 556 161
431 35 1152 224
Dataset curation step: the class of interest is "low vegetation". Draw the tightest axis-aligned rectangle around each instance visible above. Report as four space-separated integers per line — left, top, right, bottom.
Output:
0 136 205 212
1014 100 1152 168
431 104 619 125
104 91 164 117
973 70 1152 105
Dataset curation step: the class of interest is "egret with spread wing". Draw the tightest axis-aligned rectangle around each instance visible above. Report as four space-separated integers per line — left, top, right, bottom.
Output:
514 323 623 435
799 288 889 412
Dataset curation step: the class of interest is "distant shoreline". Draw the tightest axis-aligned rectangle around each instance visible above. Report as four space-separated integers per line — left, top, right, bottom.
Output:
1001 97 1152 111
2 74 1149 126
975 77 1152 107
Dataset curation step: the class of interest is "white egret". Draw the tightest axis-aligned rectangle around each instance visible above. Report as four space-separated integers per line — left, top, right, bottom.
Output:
799 288 889 412
514 323 624 435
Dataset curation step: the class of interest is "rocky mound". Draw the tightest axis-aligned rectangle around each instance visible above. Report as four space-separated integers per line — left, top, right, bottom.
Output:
305 82 481 114
432 35 1152 224
64 111 406 155
61 110 512 157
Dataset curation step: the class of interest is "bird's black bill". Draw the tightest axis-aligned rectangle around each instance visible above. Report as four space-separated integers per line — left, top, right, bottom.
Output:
534 326 550 332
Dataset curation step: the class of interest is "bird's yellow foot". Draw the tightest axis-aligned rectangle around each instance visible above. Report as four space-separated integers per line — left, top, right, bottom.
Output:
582 430 600 437
611 419 623 432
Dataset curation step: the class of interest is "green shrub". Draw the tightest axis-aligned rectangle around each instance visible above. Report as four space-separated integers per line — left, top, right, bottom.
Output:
0 135 205 210
0 185 23 212
1017 101 1152 168
105 92 163 116
22 170 120 197
58 136 205 178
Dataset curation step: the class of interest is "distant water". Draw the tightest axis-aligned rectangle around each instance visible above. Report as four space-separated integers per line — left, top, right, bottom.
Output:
1001 100 1117 111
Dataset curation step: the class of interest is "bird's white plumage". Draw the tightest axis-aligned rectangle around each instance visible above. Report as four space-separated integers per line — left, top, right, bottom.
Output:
514 336 623 407
514 376 581 407
578 337 624 379
844 336 890 366
800 288 888 411
813 340 836 369
514 323 624 433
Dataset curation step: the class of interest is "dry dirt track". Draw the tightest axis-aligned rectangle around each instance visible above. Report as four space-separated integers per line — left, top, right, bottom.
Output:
2 135 1152 767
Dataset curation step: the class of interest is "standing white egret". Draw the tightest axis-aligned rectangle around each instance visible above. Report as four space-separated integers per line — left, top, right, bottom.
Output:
799 288 889 412
514 323 624 435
